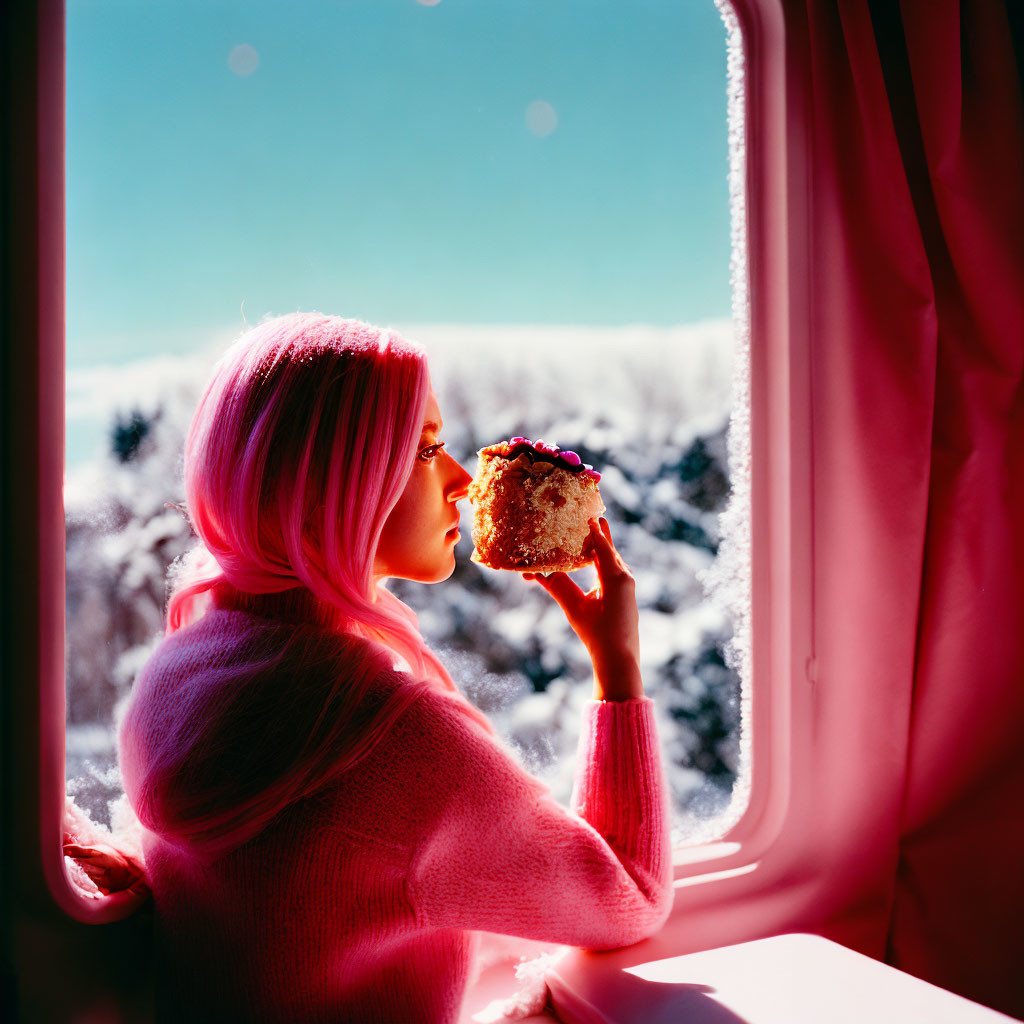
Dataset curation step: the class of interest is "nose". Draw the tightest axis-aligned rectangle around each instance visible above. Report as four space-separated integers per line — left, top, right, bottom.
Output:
446 453 473 503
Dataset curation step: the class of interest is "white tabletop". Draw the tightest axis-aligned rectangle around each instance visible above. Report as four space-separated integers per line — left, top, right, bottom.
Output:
536 933 1022 1024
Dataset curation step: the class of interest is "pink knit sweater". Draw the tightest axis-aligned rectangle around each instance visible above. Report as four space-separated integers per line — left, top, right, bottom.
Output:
121 606 674 1023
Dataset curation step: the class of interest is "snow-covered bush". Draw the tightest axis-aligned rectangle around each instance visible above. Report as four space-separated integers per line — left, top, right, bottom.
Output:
66 323 741 843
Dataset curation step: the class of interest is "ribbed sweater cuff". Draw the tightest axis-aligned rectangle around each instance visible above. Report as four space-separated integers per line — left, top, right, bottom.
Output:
570 697 666 859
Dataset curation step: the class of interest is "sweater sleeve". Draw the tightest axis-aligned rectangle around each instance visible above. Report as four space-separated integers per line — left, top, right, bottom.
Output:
402 692 674 951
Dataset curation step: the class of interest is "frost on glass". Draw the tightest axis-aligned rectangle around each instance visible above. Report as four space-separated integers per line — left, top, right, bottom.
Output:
694 0 752 842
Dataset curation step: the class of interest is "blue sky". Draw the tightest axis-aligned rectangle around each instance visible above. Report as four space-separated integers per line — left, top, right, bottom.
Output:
66 0 731 372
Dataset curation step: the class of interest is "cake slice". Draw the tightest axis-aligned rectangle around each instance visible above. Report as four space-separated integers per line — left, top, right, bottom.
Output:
468 437 606 573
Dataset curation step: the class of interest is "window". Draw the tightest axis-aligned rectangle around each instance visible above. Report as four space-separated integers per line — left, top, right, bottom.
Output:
12 0 811 929
63 0 748 861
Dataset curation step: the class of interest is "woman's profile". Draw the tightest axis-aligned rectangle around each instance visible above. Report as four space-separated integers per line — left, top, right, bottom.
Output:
103 312 672 1022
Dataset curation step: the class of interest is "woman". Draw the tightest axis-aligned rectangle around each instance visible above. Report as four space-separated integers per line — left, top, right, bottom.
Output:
110 312 672 1022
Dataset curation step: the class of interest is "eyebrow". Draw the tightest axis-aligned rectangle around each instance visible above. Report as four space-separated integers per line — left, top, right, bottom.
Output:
421 420 443 434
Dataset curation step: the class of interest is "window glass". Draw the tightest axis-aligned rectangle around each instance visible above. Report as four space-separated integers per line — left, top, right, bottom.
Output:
65 0 741 848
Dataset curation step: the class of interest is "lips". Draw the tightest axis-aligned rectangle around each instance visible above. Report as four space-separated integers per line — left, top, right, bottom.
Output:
446 520 460 535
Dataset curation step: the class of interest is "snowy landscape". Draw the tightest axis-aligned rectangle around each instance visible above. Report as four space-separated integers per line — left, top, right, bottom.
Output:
65 319 745 848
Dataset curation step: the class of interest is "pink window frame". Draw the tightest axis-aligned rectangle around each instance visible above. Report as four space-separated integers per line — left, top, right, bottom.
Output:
12 0 815 934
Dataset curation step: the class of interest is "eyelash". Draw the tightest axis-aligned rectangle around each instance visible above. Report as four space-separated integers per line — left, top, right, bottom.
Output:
418 442 446 462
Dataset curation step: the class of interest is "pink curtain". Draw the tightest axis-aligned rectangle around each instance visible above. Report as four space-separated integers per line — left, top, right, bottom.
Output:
801 0 1024 1015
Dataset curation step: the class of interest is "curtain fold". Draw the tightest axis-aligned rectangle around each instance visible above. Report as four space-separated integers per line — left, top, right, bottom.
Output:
804 0 1024 1015
878 2 1024 1014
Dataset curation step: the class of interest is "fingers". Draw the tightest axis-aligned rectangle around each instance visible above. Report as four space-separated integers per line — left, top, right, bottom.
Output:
523 570 586 616
521 517 625 591
63 841 133 868
580 531 596 560
63 841 147 895
588 517 629 580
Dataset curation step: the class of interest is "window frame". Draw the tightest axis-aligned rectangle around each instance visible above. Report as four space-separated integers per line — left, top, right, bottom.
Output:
11 0 814 928
653 2 822 963
6 0 146 927
668 0 811 893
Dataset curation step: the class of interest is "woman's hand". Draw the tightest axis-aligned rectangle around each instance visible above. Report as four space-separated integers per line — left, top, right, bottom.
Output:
63 833 151 898
524 517 644 702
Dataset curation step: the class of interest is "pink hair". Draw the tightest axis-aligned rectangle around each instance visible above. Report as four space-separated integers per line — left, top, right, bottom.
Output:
169 313 450 681
120 313 497 858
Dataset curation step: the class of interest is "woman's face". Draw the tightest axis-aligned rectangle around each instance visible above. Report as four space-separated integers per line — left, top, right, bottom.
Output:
373 387 473 584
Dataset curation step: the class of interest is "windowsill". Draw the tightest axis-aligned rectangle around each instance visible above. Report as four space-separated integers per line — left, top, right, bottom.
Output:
672 839 742 869
464 934 1021 1024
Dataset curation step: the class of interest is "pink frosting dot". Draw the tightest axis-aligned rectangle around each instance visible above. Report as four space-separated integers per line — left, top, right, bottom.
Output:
561 451 581 466
509 436 529 446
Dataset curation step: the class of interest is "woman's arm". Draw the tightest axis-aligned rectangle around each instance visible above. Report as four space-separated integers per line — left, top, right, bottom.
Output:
403 517 671 948
399 687 673 951
334 515 670 948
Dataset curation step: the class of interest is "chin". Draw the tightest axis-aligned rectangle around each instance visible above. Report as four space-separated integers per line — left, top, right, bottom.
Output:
432 555 458 583
409 552 457 585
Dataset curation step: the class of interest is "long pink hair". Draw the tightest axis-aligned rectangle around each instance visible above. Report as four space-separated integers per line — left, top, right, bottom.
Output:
119 313 499 859
169 313 453 680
